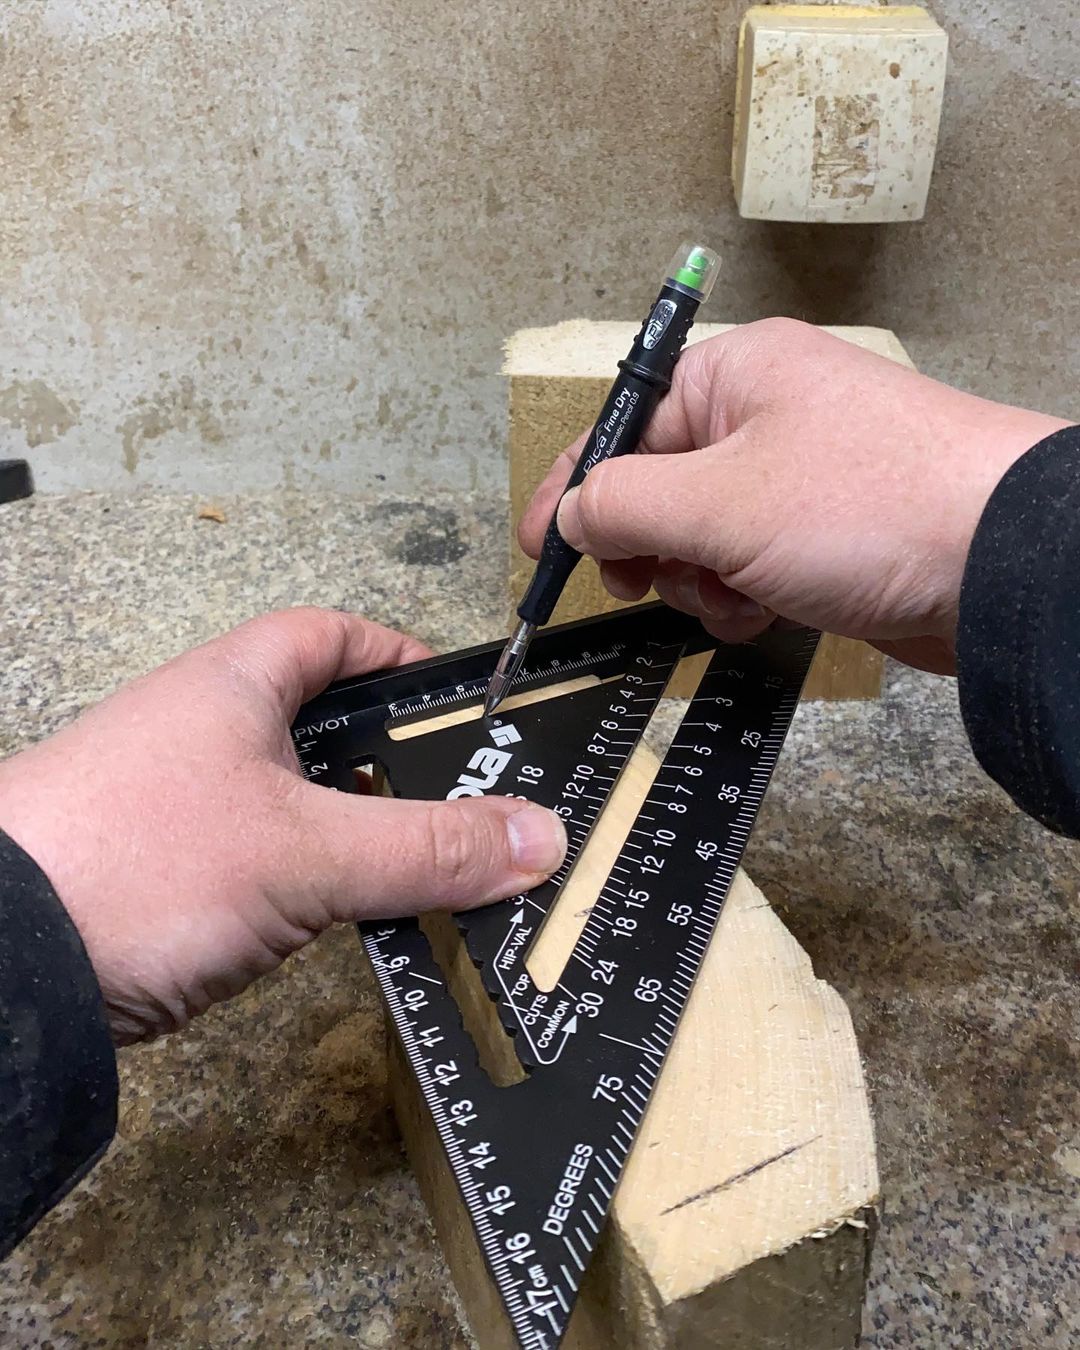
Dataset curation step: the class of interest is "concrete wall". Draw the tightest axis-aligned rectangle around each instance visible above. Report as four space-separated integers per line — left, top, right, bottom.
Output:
1 1 1076 494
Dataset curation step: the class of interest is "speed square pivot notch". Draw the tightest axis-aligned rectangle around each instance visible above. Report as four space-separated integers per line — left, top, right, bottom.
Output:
291 605 877 1348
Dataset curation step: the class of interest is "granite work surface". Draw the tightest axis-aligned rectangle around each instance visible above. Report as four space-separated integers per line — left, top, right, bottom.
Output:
0 489 1077 1349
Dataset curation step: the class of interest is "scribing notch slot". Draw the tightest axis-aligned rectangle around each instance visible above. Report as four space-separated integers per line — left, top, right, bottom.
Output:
387 676 599 740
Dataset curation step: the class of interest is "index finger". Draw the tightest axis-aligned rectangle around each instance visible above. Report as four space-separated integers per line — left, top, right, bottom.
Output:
214 607 433 714
516 431 589 558
516 332 739 560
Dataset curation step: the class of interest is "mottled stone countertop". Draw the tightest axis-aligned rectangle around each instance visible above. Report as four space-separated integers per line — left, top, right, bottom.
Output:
1 489 1077 1348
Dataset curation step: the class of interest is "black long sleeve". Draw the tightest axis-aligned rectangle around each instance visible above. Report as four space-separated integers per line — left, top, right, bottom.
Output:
957 424 1080 838
0 829 117 1258
0 426 1076 1262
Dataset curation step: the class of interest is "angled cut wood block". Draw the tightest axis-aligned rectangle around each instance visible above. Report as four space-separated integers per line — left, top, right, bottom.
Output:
505 321 917 702
387 742 878 1348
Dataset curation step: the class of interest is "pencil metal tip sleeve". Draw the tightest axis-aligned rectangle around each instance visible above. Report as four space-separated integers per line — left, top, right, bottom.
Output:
483 243 720 718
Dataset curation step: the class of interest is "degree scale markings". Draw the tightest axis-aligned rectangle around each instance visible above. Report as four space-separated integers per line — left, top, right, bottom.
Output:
289 604 818 1349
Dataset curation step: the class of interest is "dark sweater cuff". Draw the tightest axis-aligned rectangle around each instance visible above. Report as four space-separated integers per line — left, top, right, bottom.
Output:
0 829 118 1257
957 424 1080 837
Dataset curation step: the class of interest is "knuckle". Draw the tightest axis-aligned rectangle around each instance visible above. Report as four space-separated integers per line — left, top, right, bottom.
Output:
292 605 352 647
559 441 584 473
674 338 723 416
575 466 612 541
544 445 582 495
740 319 826 378
725 319 823 408
313 604 355 657
254 604 327 633
746 316 816 350
236 605 345 658
680 333 720 386
426 801 496 892
221 605 365 713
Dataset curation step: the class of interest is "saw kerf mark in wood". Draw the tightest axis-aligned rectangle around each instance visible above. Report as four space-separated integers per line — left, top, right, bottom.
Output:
660 1135 821 1215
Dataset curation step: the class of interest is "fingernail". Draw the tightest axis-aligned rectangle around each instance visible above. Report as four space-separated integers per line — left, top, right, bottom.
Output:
507 805 568 874
700 593 766 624
673 574 702 614
555 489 584 550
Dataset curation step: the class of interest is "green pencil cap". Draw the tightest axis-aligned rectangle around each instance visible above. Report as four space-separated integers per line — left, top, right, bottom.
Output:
665 242 721 301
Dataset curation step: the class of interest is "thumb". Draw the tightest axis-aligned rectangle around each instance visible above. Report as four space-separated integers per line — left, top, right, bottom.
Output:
556 430 765 574
287 786 568 921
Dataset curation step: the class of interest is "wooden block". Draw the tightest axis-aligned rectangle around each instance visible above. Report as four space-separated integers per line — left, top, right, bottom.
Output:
733 6 948 223
387 738 878 1348
803 631 883 701
505 321 914 701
